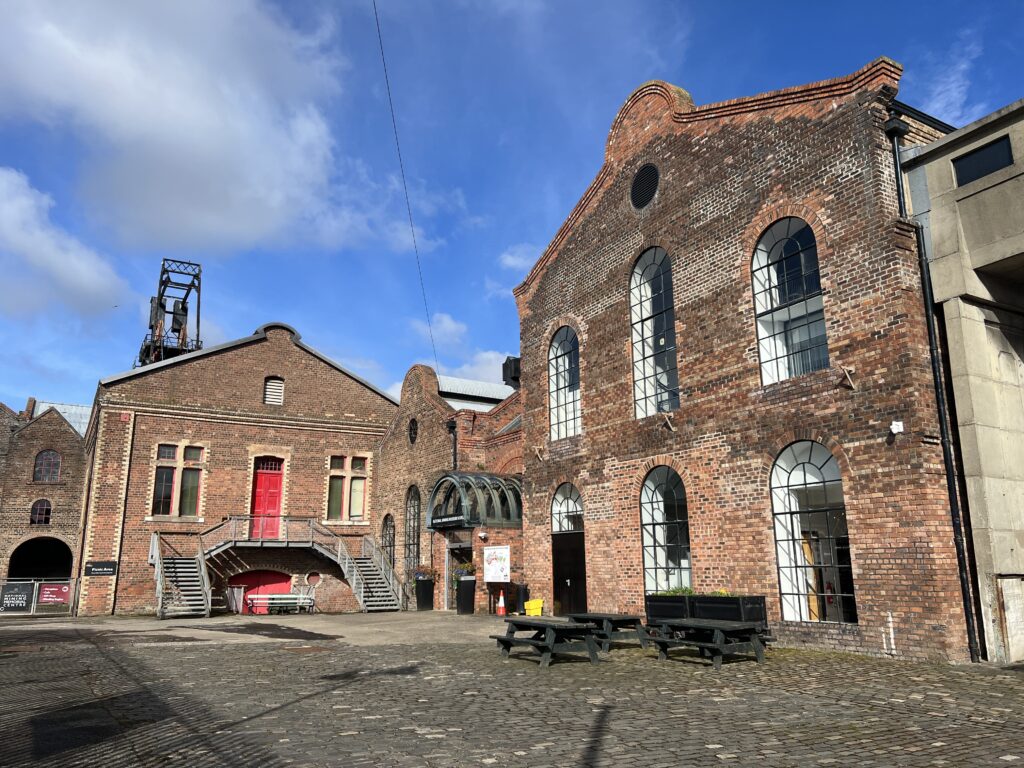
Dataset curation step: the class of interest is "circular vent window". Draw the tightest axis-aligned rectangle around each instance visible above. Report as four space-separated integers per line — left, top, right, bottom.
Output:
409 418 418 444
630 164 659 209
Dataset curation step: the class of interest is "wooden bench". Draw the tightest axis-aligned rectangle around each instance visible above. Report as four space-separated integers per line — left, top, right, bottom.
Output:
644 618 766 669
490 617 600 667
246 594 315 615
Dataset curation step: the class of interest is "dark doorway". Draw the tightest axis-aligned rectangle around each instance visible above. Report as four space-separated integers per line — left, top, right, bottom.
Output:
447 545 472 610
8 537 73 579
552 532 587 615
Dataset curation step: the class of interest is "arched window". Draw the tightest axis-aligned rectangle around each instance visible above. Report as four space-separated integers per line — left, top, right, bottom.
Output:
548 326 580 440
551 483 583 533
404 486 421 573
33 450 61 483
263 376 285 405
30 499 52 525
639 466 690 593
752 217 829 384
630 247 680 418
771 441 857 623
381 514 396 567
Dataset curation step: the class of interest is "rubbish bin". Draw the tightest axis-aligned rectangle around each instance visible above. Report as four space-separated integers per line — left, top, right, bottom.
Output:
515 584 529 615
456 577 476 615
415 578 434 611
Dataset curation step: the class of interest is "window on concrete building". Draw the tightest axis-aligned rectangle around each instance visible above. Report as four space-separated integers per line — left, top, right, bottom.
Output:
630 247 680 418
33 450 61 483
263 376 285 405
752 217 830 384
551 483 583 533
152 443 205 517
640 466 690 593
30 499 52 525
326 454 369 522
771 440 857 624
953 135 1013 187
404 486 421 572
548 326 581 440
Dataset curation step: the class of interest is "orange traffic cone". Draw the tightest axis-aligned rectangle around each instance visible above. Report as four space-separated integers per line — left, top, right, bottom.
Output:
497 589 506 617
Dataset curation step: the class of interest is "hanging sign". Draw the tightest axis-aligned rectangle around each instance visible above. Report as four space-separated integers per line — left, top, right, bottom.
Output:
84 561 118 577
0 583 34 613
483 545 511 583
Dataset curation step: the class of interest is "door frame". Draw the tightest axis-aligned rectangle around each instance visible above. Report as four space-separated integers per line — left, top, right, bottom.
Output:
250 455 285 539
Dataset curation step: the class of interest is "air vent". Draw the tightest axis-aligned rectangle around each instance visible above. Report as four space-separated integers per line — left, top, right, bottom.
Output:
630 164 659 209
409 418 418 444
263 376 284 405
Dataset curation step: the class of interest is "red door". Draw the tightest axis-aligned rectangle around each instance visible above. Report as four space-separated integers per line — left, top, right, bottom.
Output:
229 570 291 615
251 457 283 539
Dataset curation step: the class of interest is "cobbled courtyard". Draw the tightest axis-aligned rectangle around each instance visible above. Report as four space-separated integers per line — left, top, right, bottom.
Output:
0 612 1022 767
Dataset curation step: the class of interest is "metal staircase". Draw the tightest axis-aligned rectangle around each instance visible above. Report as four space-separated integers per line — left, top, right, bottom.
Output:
353 556 400 611
151 535 212 619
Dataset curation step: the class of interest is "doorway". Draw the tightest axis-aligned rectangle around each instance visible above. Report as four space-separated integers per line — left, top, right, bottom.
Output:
7 537 73 579
552 532 587 615
251 457 283 539
445 544 472 610
228 570 292 615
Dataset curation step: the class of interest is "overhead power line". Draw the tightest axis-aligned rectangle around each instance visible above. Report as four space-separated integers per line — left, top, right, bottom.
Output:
372 0 441 375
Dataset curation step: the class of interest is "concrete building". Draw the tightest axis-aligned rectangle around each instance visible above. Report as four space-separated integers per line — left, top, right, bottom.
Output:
901 99 1024 663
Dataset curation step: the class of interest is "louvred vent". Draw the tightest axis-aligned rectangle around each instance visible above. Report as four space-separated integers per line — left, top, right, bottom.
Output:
630 164 659 209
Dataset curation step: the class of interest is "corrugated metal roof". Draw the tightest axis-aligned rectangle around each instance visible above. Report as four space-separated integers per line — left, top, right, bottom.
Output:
33 401 92 436
436 375 514 403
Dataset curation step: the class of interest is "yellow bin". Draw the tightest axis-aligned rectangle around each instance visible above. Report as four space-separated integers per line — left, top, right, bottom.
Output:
524 599 543 616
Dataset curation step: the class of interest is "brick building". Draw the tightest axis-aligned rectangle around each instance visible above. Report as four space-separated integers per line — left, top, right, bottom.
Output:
76 322 398 617
511 58 981 661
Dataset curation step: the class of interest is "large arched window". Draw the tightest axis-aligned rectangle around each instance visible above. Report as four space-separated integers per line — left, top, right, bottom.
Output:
640 466 690 593
752 217 829 384
30 499 52 525
381 514 396 567
548 326 580 440
771 441 857 623
404 486 421 573
630 247 680 418
33 450 61 483
551 483 583 533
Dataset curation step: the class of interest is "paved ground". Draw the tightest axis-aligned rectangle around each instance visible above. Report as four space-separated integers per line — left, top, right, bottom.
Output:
0 612 1022 767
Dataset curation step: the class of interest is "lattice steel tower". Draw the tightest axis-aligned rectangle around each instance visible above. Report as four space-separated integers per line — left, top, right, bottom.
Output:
136 259 203 367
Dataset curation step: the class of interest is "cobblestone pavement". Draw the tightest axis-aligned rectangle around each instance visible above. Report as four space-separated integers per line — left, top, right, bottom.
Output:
1 613 1022 767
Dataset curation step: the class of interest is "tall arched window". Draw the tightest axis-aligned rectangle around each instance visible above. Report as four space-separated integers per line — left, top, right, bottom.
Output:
771 441 857 623
33 450 61 483
630 247 680 418
752 217 829 384
640 466 690 593
548 326 580 440
551 483 583 533
404 486 421 573
381 514 396 567
30 499 52 525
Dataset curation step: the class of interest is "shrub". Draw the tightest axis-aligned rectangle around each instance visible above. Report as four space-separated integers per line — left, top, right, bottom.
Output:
653 586 694 596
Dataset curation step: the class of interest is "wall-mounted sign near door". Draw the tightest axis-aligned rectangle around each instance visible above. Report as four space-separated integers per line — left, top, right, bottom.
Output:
84 561 118 577
0 583 33 612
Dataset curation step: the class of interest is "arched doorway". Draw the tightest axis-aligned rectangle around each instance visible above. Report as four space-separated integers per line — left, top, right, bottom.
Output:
7 537 73 579
551 483 587 615
228 570 292 615
381 514 396 567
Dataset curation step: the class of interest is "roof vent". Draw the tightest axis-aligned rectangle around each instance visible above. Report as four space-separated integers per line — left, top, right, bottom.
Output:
630 164 659 209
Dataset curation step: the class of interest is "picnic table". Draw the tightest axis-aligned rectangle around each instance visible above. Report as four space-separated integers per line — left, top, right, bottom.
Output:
645 618 765 669
490 617 600 668
566 612 647 651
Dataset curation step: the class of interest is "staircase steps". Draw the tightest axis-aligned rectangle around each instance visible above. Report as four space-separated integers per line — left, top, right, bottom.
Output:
160 556 208 618
353 557 400 612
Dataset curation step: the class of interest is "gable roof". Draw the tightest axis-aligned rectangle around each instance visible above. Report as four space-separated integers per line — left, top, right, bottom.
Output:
437 375 515 411
99 322 398 405
14 405 85 441
32 401 92 436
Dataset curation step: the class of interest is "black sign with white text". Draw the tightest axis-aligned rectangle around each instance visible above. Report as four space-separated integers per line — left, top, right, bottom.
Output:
0 582 34 613
84 561 118 577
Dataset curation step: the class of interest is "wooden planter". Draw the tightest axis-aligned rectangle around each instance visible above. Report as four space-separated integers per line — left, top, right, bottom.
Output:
645 593 768 630
644 594 692 623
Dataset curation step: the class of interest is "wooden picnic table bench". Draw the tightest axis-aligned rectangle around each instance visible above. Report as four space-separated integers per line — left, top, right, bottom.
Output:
566 612 648 651
644 618 765 670
246 593 315 615
490 617 600 667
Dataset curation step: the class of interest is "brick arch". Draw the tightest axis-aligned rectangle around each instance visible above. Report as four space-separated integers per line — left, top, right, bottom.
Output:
739 201 836 282
495 455 523 475
4 533 76 579
628 454 693 501
757 432 854 483
543 314 588 440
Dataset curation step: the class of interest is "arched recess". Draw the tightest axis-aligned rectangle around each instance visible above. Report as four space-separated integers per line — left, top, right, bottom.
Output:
381 514 396 567
228 570 292 615
7 537 73 579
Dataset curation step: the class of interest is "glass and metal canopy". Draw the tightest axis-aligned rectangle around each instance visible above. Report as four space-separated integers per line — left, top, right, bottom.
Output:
426 472 523 530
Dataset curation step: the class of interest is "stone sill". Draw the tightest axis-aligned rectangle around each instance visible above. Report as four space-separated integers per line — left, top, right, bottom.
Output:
144 516 205 523
322 520 370 527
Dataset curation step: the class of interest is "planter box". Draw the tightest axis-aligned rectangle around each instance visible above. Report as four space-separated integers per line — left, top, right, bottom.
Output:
690 595 767 629
415 579 434 611
644 594 692 623
456 577 476 615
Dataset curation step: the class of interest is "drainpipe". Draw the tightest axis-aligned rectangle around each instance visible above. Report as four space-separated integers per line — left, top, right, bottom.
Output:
446 418 458 471
884 115 981 663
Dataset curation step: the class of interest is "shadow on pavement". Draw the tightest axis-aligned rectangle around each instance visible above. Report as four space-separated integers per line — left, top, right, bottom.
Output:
189 622 342 641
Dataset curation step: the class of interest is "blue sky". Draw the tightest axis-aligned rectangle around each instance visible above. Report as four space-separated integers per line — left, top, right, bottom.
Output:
1 0 1021 408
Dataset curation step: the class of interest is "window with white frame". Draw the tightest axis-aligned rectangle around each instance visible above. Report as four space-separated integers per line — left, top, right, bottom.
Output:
551 483 583 533
771 440 857 623
752 217 830 384
640 466 690 593
548 326 581 440
326 455 369 522
630 247 680 418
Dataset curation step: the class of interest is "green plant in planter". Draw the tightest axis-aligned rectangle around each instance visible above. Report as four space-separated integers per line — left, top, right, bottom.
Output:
709 589 734 596
451 562 476 580
654 586 694 596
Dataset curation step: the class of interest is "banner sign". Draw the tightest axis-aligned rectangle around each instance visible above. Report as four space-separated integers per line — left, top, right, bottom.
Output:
0 583 34 613
483 545 511 583
38 583 71 605
84 561 118 577
429 515 466 529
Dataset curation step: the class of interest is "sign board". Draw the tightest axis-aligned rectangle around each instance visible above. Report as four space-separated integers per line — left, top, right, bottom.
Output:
483 545 511 583
84 561 118 577
38 583 71 605
429 515 466 529
0 583 34 613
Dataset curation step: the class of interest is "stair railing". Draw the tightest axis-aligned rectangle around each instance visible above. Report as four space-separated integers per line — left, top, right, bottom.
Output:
311 521 367 611
195 537 212 617
150 533 166 619
362 535 400 603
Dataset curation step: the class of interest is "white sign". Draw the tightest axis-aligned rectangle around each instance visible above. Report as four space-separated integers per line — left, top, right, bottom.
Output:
483 545 511 583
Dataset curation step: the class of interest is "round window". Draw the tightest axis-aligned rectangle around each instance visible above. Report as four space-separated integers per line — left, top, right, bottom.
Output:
630 163 659 209
306 572 321 586
409 418 418 444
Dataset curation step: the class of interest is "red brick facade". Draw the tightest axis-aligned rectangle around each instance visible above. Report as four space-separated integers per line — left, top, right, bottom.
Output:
512 58 970 661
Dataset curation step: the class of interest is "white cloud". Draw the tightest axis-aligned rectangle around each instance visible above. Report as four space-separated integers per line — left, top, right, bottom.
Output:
447 350 512 385
411 312 467 349
484 277 514 301
919 29 989 127
0 167 129 315
499 242 539 271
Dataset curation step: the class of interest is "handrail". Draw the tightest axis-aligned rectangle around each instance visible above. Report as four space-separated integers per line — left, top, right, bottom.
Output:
362 535 400 602
310 521 366 611
151 533 165 619
196 537 212 617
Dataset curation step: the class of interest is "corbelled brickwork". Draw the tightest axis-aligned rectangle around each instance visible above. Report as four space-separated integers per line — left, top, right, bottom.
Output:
513 58 971 661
